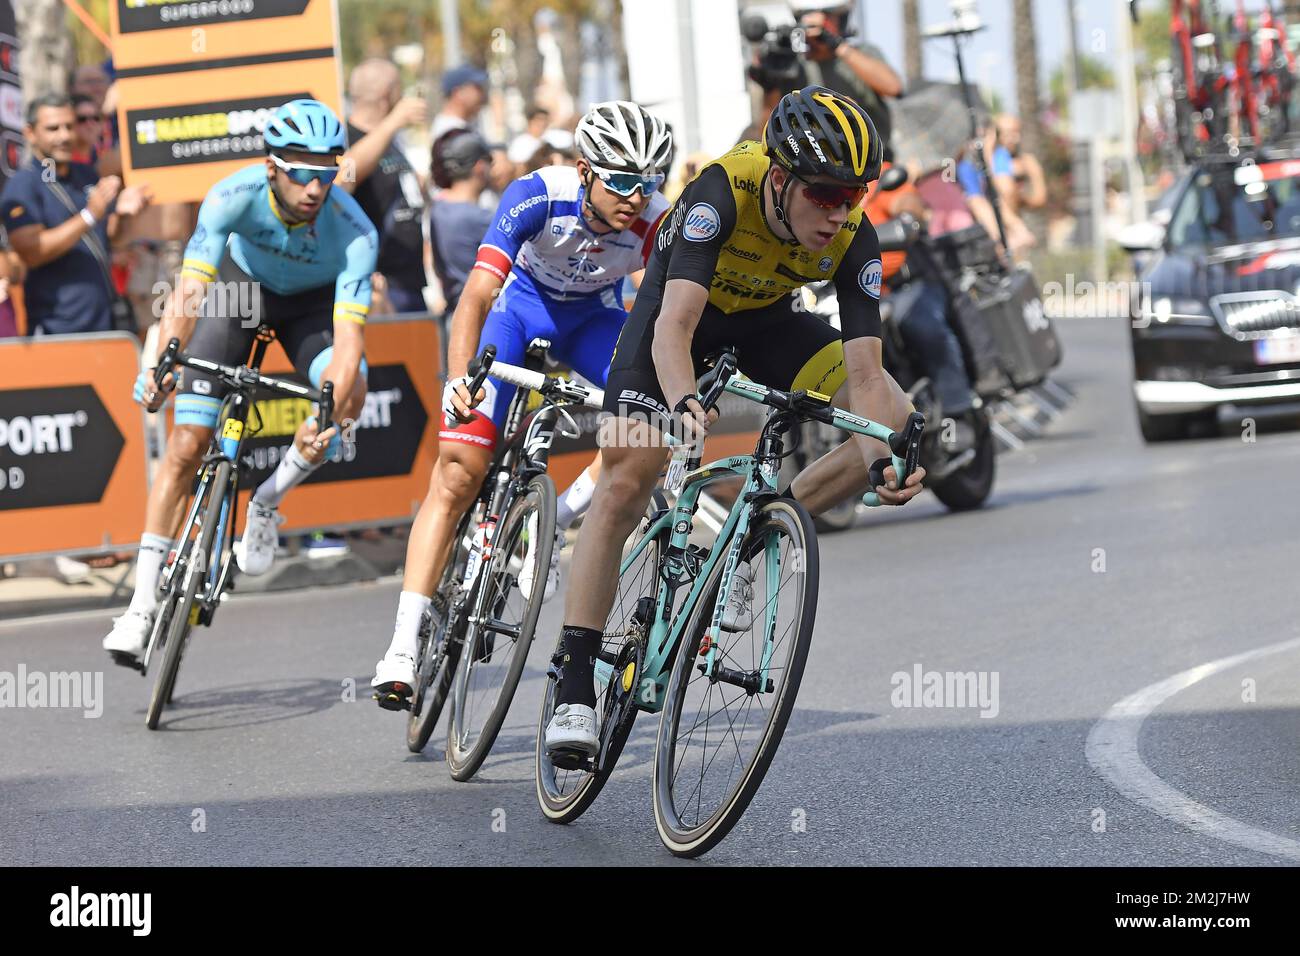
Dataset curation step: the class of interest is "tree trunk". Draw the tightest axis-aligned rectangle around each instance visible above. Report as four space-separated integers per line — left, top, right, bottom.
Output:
513 10 544 111
610 0 630 100
902 0 922 86
558 10 585 111
15 0 73 100
1012 0 1045 157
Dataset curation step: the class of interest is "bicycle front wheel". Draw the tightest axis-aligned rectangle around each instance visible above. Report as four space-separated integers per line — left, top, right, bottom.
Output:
146 461 229 730
653 498 819 857
536 492 667 824
446 474 556 780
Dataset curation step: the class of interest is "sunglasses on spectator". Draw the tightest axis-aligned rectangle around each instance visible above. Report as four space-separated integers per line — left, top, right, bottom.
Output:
591 166 664 197
76 114 102 124
270 152 340 185
794 175 868 210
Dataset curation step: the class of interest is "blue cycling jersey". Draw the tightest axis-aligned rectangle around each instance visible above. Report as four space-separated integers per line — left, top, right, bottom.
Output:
181 163 378 325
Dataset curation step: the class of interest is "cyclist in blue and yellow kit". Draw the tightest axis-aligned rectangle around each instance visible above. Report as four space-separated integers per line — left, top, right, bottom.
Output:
102 99 378 665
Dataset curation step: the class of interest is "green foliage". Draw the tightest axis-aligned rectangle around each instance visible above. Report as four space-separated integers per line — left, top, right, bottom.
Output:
1048 54 1115 114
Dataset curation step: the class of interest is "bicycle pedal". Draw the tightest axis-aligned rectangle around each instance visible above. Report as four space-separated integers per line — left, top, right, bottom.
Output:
372 688 412 712
548 748 593 772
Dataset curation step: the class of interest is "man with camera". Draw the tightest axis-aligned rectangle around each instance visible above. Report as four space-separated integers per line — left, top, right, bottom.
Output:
792 0 902 160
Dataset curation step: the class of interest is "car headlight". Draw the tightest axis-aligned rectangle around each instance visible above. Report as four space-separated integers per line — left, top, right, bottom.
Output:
1136 295 1216 326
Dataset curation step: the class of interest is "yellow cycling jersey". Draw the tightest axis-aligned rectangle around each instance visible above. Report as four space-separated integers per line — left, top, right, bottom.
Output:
655 139 870 314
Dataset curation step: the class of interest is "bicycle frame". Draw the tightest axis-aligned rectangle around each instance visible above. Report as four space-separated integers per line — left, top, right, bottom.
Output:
593 377 899 712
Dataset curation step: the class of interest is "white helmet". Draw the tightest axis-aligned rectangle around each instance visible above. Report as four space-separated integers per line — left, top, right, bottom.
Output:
789 0 851 13
575 101 674 176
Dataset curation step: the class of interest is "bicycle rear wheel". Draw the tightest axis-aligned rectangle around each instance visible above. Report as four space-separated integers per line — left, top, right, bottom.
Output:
446 474 556 780
653 498 818 857
146 462 229 730
536 492 667 823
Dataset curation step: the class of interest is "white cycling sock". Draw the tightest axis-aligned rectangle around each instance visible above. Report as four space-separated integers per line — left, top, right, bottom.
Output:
128 533 171 616
387 590 432 660
555 468 597 531
252 444 319 509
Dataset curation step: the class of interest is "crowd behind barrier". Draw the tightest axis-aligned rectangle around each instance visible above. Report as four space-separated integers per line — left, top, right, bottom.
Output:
1 4 1054 583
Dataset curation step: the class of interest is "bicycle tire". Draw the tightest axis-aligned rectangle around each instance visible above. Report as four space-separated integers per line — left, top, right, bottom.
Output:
146 461 229 730
447 474 556 780
406 509 476 753
652 498 819 857
536 493 667 824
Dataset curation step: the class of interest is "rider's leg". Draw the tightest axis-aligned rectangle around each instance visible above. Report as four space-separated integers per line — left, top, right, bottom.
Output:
103 422 212 659
554 417 667 707
556 456 599 531
891 279 974 415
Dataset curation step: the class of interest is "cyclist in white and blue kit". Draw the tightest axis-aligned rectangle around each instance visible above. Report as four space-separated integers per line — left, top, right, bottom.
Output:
371 100 673 704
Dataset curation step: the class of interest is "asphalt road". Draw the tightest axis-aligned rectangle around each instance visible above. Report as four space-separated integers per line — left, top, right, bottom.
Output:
3 315 1299 866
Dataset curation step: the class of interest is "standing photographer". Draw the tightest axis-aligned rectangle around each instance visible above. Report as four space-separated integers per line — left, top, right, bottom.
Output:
793 1 901 159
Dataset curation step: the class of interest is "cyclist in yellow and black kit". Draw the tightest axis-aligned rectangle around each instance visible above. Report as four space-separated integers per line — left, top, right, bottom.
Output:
543 86 926 757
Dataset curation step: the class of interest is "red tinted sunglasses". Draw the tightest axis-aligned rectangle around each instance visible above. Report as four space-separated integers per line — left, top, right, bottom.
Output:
796 176 867 210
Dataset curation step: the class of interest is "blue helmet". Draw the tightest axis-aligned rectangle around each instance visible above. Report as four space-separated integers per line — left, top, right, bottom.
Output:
263 99 346 156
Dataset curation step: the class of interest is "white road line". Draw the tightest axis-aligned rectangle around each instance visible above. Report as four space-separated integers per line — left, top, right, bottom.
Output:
1086 635 1300 863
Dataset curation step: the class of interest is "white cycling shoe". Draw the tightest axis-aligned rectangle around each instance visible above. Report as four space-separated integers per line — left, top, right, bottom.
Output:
371 651 417 710
720 562 756 633
519 518 563 603
102 609 153 663
545 702 599 756
235 500 283 576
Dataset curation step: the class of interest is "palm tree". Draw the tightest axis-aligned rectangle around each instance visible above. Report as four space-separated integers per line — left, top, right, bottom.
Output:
1012 0 1045 157
902 0 922 86
15 0 74 99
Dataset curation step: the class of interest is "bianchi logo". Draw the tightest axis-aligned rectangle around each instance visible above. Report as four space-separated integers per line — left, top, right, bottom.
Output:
723 243 762 262
683 203 720 242
859 258 883 299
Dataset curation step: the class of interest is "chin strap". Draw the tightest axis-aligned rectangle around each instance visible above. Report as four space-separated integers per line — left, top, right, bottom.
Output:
769 172 805 248
580 169 618 232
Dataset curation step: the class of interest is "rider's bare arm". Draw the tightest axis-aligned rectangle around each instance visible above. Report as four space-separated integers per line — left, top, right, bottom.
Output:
652 278 709 413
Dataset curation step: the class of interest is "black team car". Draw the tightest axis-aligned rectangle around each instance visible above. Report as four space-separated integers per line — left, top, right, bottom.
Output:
1123 145 1300 441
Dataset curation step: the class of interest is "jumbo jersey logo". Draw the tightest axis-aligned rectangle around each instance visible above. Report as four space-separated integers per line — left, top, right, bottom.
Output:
683 203 721 242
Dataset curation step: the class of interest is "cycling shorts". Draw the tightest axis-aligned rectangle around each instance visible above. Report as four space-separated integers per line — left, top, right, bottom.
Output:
173 255 368 435
603 290 846 428
440 275 626 452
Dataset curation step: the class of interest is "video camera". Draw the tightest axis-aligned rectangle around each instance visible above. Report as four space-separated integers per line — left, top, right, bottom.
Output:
739 7 858 92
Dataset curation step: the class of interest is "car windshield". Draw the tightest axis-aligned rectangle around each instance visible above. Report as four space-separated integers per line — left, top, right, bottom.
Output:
1167 160 1300 249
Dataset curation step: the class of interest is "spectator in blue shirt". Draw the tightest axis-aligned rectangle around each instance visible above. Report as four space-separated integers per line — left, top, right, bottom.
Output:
0 94 151 335
954 121 1035 260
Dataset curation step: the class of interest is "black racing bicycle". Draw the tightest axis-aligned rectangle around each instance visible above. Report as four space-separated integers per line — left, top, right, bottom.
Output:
126 327 336 730
393 339 604 782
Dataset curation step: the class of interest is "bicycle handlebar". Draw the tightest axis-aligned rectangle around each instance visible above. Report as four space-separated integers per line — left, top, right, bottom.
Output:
462 346 606 409
153 336 335 419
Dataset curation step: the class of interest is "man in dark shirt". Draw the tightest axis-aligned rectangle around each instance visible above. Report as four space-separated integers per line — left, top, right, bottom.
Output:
1 94 151 335
793 1 902 160
341 58 429 314
427 129 493 315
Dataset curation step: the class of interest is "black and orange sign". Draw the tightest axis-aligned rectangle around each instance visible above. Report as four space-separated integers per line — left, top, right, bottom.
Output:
109 0 343 204
230 316 440 532
0 334 149 560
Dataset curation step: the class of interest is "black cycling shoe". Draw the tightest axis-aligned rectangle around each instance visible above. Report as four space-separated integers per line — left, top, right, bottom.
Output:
372 683 413 711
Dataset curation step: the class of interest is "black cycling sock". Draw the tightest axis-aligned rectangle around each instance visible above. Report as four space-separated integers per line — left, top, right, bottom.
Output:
554 625 601 709
778 485 798 501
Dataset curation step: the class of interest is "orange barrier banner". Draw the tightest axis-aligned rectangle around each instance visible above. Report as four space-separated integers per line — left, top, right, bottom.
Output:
0 333 149 559
109 0 343 204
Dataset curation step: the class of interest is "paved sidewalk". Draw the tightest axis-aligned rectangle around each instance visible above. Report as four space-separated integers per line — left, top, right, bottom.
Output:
0 532 411 621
